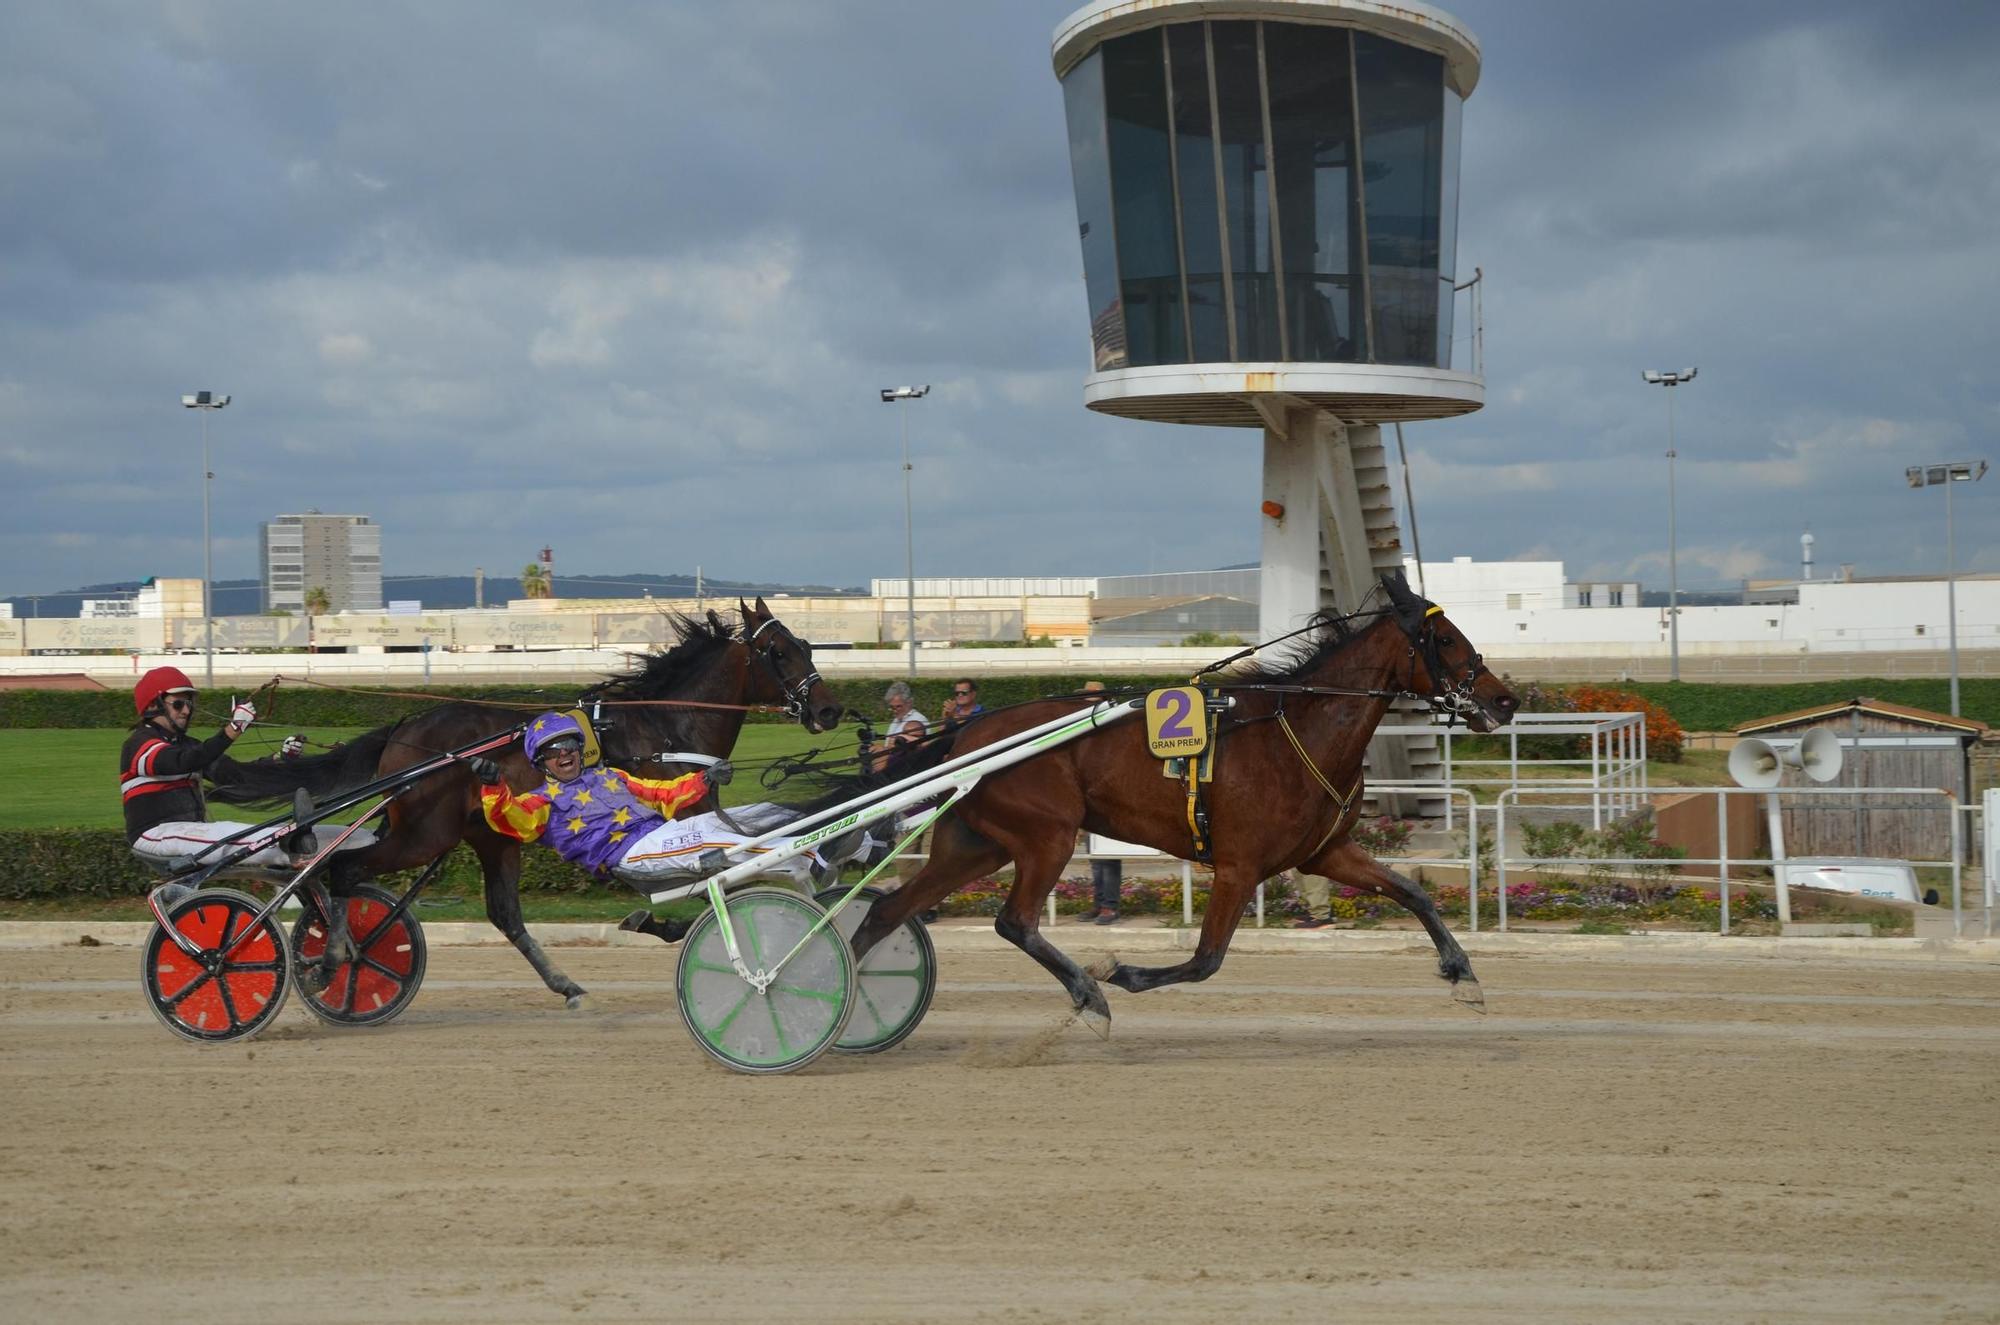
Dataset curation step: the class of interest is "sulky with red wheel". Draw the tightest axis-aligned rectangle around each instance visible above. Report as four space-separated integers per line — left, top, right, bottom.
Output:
141 888 292 1044
290 884 428 1028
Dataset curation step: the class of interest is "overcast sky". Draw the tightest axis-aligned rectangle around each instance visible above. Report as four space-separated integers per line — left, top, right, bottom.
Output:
3 0 1995 598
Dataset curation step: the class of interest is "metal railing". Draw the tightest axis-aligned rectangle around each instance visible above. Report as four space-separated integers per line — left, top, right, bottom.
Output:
1491 785 1976 936
1374 712 1648 830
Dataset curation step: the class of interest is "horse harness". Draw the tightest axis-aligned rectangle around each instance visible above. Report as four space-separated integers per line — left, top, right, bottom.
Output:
1169 600 1489 865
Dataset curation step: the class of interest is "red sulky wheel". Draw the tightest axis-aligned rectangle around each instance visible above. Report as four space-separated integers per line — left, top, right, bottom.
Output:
141 888 291 1044
291 884 427 1028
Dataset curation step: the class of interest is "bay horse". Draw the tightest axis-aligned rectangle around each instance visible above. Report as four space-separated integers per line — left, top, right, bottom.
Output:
210 598 841 1007
845 572 1517 1034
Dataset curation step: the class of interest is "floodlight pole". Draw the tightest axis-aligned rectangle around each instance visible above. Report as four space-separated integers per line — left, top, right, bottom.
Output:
182 392 230 687
881 386 930 678
1947 470 1959 716
1642 369 1697 682
1907 459 1989 716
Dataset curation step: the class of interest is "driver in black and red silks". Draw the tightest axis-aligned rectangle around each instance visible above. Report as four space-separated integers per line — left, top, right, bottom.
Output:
119 666 347 874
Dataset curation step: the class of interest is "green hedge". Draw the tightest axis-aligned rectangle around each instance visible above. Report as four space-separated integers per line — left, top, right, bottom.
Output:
1563 679 1998 731
0 829 606 900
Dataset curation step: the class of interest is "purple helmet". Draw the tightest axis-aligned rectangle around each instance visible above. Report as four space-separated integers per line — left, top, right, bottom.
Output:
524 712 585 763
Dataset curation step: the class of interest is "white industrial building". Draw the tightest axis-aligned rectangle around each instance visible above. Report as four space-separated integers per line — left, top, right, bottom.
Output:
1409 560 1999 657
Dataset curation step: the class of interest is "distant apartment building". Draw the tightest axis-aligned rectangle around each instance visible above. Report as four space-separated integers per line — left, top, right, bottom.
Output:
260 513 382 613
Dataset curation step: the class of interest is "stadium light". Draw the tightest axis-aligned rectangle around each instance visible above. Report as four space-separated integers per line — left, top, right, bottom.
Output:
1904 458 1988 715
1641 368 1696 681
880 385 930 678
181 391 231 686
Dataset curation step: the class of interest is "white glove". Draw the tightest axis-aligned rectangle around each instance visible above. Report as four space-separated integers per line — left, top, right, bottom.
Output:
229 701 257 732
280 734 306 758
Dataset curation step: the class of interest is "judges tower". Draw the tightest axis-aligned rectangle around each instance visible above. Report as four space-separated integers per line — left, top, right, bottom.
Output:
1052 0 1482 800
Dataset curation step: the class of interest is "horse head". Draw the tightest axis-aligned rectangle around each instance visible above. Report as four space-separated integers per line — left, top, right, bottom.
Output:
1380 571 1518 733
738 596 844 734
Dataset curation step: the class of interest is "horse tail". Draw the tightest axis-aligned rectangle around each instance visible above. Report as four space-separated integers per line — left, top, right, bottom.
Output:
208 723 398 808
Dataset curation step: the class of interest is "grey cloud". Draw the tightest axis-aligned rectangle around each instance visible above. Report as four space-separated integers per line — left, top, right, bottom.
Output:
2 0 1994 598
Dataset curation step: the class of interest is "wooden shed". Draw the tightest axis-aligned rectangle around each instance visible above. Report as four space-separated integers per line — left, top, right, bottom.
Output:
1736 697 1986 862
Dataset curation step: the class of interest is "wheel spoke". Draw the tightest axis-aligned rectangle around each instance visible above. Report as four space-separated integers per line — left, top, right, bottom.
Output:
214 961 243 1029
766 998 793 1057
358 955 406 985
703 985 756 1045
771 983 842 1004
163 971 211 1008
338 957 359 1015
854 984 888 1034
685 958 738 977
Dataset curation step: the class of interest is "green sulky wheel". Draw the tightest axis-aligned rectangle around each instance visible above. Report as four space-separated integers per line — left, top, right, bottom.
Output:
291 884 428 1029
675 887 856 1075
813 886 937 1055
141 888 292 1044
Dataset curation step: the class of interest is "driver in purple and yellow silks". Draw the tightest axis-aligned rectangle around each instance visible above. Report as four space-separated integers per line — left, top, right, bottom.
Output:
470 712 839 890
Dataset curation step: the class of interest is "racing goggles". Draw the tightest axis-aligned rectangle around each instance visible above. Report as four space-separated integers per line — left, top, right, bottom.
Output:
535 736 585 761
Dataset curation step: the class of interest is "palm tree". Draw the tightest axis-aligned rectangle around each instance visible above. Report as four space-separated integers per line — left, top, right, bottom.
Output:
303 586 332 616
520 563 551 599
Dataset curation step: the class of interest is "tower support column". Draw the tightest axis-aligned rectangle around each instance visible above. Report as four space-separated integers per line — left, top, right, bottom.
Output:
1256 405 1440 813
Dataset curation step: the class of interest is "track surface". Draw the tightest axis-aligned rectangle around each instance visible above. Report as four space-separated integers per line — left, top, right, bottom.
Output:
3 944 1996 1322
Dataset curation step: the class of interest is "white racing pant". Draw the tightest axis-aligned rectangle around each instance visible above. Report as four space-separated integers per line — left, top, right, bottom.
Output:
610 802 825 889
131 820 379 874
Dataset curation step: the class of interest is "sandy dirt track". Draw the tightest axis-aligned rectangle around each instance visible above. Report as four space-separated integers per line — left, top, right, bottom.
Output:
3 941 1997 1323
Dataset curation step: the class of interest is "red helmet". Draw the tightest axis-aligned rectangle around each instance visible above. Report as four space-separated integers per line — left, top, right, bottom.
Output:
134 665 197 716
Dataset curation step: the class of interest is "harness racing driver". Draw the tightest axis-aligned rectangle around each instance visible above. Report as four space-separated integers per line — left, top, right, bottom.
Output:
469 712 865 941
121 666 370 885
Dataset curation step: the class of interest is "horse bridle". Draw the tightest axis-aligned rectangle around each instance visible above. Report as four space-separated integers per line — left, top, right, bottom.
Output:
746 614 825 724
1401 605 1490 723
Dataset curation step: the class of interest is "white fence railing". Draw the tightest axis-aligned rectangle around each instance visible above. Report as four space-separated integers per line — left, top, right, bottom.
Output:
1490 785 1977 936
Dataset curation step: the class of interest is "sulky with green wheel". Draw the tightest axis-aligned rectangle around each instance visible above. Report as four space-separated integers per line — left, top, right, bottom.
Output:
141 888 292 1044
675 887 857 1074
290 884 428 1028
813 886 936 1054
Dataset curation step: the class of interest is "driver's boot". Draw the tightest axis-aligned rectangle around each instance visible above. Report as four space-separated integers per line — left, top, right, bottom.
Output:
296 883 356 994
283 787 319 859
618 910 693 944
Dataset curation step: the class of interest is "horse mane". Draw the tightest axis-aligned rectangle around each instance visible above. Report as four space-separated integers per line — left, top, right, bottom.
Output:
1228 604 1395 684
583 612 739 700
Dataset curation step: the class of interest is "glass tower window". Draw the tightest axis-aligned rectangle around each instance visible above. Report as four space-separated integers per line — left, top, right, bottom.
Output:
1105 33 1183 366
1354 33 1446 366
1167 26 1228 362
1061 51 1126 371
1061 19 1464 372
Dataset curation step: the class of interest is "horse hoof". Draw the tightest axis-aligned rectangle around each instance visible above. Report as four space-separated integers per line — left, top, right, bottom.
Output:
1451 977 1486 1013
1076 1003 1112 1041
1083 953 1118 981
564 993 589 1012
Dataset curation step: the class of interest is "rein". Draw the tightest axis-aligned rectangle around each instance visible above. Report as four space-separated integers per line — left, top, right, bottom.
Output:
267 673 783 714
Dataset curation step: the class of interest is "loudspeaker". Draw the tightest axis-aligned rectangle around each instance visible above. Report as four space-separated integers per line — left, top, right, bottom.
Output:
1728 738 1782 789
1795 728 1844 784
1728 730 1845 789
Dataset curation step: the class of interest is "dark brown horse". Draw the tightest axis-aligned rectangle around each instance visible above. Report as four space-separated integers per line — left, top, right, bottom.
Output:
846 573 1517 1033
212 598 841 1006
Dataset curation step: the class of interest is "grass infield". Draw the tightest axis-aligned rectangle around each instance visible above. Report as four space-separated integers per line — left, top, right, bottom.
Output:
0 723 856 831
